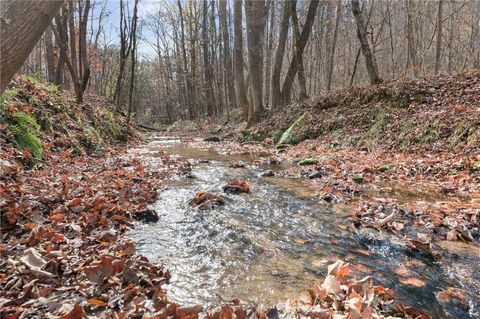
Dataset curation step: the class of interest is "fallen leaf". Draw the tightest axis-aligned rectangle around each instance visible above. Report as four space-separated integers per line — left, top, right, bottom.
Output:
88 298 108 307
67 198 82 208
61 304 85 319
50 213 65 222
19 248 55 278
83 255 115 284
436 287 469 306
399 277 426 287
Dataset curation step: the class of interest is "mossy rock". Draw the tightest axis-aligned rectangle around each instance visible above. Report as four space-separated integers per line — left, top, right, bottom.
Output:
298 158 318 166
378 165 392 173
351 175 364 184
277 112 307 146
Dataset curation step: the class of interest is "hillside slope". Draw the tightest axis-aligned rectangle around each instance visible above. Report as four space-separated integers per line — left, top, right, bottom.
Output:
0 75 135 169
247 71 479 152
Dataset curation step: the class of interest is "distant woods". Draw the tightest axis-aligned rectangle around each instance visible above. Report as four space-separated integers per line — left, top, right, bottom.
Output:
15 0 480 125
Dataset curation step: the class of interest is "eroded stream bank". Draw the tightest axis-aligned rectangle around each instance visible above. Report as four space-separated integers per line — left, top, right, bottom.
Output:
128 135 479 318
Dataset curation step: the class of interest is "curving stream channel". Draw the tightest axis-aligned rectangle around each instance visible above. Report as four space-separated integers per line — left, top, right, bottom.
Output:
128 135 479 318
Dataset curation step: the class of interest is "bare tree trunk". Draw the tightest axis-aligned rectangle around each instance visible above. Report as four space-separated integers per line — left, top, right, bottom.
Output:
434 0 444 75
67 1 79 90
263 0 275 107
233 0 249 119
326 0 342 91
126 0 139 128
177 0 194 119
271 0 293 110
0 0 62 92
291 0 307 100
54 7 68 88
245 0 268 124
280 0 319 105
220 0 235 109
52 12 82 102
203 0 215 116
388 6 396 79
471 0 480 68
405 0 417 76
447 0 456 73
45 25 56 83
351 0 382 84
79 0 91 91
52 0 90 103
114 0 133 109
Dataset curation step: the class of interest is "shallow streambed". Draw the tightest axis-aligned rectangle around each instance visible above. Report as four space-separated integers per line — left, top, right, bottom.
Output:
128 136 479 318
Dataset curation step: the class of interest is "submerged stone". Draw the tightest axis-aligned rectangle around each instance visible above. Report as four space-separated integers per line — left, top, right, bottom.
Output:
133 209 159 223
308 171 323 179
203 136 220 142
260 170 275 177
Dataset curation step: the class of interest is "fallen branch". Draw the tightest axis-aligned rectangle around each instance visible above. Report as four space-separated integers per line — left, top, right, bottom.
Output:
137 123 165 131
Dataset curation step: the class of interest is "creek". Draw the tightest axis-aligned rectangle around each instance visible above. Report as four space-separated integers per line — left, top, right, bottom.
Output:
128 135 479 318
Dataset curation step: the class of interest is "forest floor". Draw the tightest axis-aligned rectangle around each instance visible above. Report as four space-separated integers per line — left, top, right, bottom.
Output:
1 72 479 318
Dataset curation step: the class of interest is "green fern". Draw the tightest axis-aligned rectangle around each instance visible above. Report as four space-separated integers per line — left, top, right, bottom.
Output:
0 87 20 104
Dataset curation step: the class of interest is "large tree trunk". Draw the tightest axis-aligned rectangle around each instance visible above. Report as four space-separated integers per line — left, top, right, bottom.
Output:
245 0 268 124
434 0 444 75
351 0 382 85
270 0 293 110
0 0 62 92
233 0 249 119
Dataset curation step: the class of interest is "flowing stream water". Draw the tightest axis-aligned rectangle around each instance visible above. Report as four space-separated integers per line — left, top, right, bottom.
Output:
128 136 480 318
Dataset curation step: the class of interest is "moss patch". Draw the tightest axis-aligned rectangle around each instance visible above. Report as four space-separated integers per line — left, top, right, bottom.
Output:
5 112 43 158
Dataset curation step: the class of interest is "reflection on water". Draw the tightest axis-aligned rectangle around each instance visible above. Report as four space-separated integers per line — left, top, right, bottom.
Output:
128 136 480 317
